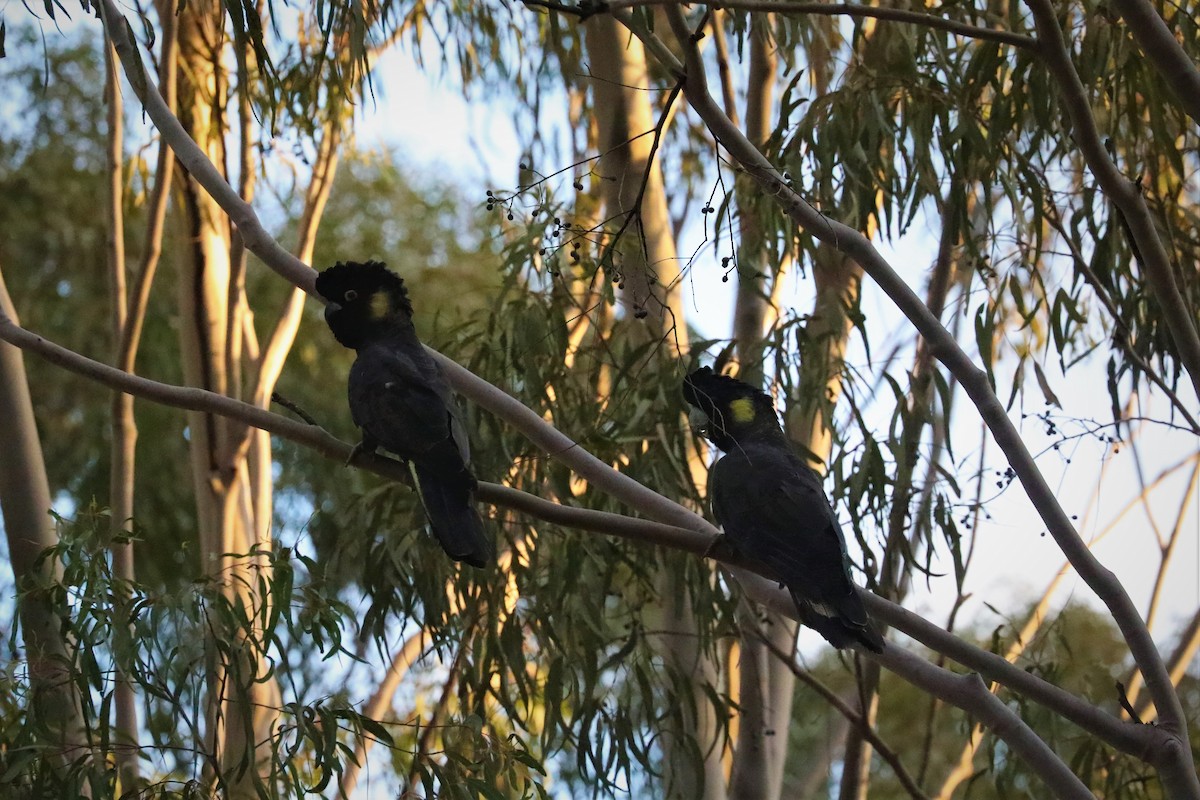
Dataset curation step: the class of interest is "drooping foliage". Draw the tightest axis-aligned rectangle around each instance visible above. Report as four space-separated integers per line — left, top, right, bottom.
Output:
1 0 1198 797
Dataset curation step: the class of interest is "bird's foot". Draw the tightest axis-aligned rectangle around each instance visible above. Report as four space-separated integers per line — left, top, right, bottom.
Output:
703 531 728 559
346 438 377 467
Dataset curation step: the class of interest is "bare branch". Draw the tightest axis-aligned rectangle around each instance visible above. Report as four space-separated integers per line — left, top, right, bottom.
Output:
633 6 1196 786
581 0 1038 50
98 0 315 294
1026 0 1200 404
1108 0 1200 126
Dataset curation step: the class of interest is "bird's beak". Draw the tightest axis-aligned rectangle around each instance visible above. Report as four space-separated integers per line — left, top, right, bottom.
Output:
688 406 710 436
324 301 342 322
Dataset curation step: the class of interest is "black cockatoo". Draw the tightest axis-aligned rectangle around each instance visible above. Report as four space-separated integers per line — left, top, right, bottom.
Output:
683 366 884 652
316 260 492 568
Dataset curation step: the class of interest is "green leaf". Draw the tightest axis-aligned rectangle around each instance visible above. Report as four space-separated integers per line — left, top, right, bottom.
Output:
1032 359 1061 407
974 302 997 391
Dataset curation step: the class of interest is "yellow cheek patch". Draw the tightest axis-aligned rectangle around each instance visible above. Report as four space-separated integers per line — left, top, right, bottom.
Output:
369 290 392 319
728 397 756 424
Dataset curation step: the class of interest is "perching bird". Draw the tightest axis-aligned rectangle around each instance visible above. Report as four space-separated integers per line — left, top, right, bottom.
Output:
316 260 492 568
683 366 884 652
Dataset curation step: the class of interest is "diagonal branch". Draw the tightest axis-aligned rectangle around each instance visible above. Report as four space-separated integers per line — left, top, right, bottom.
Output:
633 6 1195 788
98 0 315 293
1107 0 1200 126
0 306 1173 772
1025 0 1200 403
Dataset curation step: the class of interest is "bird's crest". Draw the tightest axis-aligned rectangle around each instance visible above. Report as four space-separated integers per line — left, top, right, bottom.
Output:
683 366 772 418
316 260 415 350
316 260 414 317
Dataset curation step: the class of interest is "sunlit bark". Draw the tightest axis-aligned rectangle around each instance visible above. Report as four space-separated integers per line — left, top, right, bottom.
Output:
585 15 724 798
0 268 87 776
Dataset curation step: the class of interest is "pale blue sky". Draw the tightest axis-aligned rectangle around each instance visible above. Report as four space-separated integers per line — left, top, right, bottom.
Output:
352 39 1199 654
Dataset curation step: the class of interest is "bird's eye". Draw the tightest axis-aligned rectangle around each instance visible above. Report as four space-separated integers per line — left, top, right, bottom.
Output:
344 290 358 302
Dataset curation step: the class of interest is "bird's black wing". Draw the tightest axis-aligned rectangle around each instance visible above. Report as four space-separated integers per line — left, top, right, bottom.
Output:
348 343 468 477
348 343 491 566
711 444 871 629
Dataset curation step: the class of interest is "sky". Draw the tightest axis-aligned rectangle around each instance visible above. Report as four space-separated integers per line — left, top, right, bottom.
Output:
349 40 1200 654
335 38 1200 800
0 14 1196 798
1 0 1193 641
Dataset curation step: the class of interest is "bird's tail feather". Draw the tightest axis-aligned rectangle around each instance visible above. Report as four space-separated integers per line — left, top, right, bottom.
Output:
792 591 885 653
414 464 492 568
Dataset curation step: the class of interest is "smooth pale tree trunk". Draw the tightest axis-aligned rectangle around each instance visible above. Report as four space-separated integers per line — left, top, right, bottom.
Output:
0 268 88 776
103 39 140 786
727 14 799 800
173 4 280 790
784 245 866 798
585 15 725 800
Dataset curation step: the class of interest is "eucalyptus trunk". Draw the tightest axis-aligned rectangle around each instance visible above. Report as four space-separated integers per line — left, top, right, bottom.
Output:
0 268 88 777
727 14 798 800
585 15 725 799
173 3 280 789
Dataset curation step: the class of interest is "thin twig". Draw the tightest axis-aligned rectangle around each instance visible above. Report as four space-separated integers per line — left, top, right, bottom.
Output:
1115 681 1144 725
558 0 1038 50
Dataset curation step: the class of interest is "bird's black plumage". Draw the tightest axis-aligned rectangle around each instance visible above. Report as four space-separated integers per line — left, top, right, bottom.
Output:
316 260 492 568
683 367 884 652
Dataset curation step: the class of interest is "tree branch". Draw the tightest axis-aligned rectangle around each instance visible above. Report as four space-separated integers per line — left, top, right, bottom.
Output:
1107 0 1200 126
0 306 1178 774
1025 0 1200 406
98 0 315 294
639 6 1196 791
582 0 1037 50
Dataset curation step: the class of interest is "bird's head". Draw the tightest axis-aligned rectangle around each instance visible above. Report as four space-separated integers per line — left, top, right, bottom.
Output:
682 366 781 450
315 260 415 349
